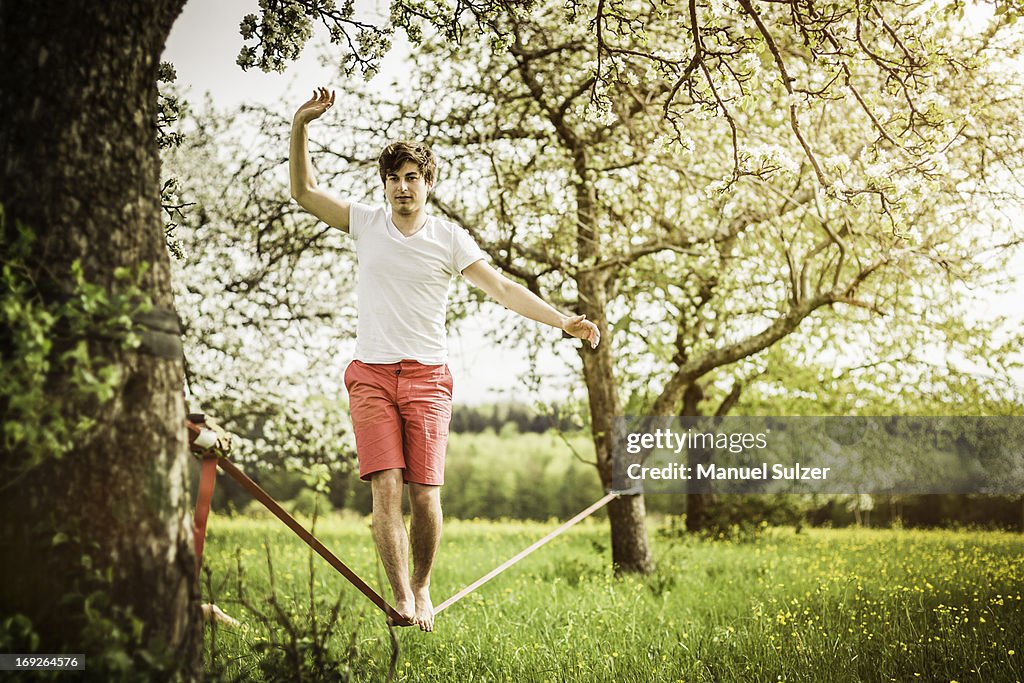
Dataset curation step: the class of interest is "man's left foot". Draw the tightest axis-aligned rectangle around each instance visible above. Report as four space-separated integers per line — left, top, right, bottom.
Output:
413 587 434 632
389 596 417 627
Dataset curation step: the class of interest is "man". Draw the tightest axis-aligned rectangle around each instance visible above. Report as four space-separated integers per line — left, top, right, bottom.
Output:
289 87 600 632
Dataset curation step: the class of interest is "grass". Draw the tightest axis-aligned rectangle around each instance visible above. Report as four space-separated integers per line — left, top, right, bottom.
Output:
201 512 1024 682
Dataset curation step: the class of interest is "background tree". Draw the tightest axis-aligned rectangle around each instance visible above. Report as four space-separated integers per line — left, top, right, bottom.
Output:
282 0 1024 568
165 102 361 475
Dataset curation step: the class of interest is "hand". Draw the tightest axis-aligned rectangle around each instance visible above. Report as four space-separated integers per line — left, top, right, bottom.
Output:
562 314 601 349
293 87 335 126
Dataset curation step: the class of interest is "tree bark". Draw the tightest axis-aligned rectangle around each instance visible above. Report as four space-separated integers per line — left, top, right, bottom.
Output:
680 383 719 532
577 273 654 574
0 2 199 677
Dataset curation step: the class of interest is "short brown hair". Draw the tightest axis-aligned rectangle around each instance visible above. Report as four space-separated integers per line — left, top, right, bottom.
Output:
377 140 437 186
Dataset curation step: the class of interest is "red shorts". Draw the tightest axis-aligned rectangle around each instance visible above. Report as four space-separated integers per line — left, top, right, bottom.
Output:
343 360 453 485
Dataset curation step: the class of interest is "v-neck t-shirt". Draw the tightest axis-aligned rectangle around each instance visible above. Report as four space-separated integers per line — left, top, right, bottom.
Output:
348 202 486 364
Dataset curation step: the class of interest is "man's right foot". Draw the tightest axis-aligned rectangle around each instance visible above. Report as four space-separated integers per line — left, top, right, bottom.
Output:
389 598 416 627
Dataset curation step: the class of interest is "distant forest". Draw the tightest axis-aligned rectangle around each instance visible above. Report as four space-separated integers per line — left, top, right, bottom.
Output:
450 403 582 434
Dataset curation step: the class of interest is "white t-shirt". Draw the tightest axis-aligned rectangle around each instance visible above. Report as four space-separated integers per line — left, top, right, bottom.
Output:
348 202 486 364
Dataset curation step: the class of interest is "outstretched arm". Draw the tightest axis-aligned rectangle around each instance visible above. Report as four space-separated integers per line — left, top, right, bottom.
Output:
290 87 351 232
462 260 600 349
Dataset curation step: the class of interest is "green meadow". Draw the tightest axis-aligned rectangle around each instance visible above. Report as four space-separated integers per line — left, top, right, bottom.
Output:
200 513 1023 682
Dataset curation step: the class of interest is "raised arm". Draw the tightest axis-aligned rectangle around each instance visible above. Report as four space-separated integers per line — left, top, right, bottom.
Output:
462 260 600 349
290 87 351 232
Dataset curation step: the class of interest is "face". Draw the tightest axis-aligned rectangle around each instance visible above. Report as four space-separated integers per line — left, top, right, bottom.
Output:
384 160 433 216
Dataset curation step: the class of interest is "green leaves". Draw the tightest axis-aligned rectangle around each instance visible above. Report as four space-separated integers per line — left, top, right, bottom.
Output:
1 208 154 480
0 614 40 654
300 461 332 493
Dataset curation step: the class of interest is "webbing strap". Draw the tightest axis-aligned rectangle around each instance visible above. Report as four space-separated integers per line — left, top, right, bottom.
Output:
215 458 409 625
193 456 219 574
194 455 618 625
434 491 618 615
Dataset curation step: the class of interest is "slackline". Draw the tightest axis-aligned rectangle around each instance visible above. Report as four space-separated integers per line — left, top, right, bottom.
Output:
434 491 618 615
193 454 618 624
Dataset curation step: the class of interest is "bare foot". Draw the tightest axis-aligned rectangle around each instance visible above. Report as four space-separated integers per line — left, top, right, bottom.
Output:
413 587 434 632
391 596 416 627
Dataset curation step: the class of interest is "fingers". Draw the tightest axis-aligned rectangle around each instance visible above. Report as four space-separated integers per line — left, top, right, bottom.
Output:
585 319 600 348
300 87 335 111
316 86 334 104
564 315 601 348
580 318 599 349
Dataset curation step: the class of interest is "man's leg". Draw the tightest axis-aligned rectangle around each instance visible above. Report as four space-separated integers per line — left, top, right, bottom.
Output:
371 469 415 624
397 361 452 631
408 482 442 631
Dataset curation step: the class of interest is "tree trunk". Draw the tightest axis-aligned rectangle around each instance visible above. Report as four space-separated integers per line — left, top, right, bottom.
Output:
578 276 654 574
681 383 719 532
0 2 199 677
606 494 654 573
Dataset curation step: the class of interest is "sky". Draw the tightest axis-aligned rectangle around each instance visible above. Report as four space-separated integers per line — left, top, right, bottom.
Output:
163 0 1024 406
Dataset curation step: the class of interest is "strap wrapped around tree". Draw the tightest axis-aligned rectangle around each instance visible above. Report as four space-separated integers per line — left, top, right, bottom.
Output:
186 414 231 575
